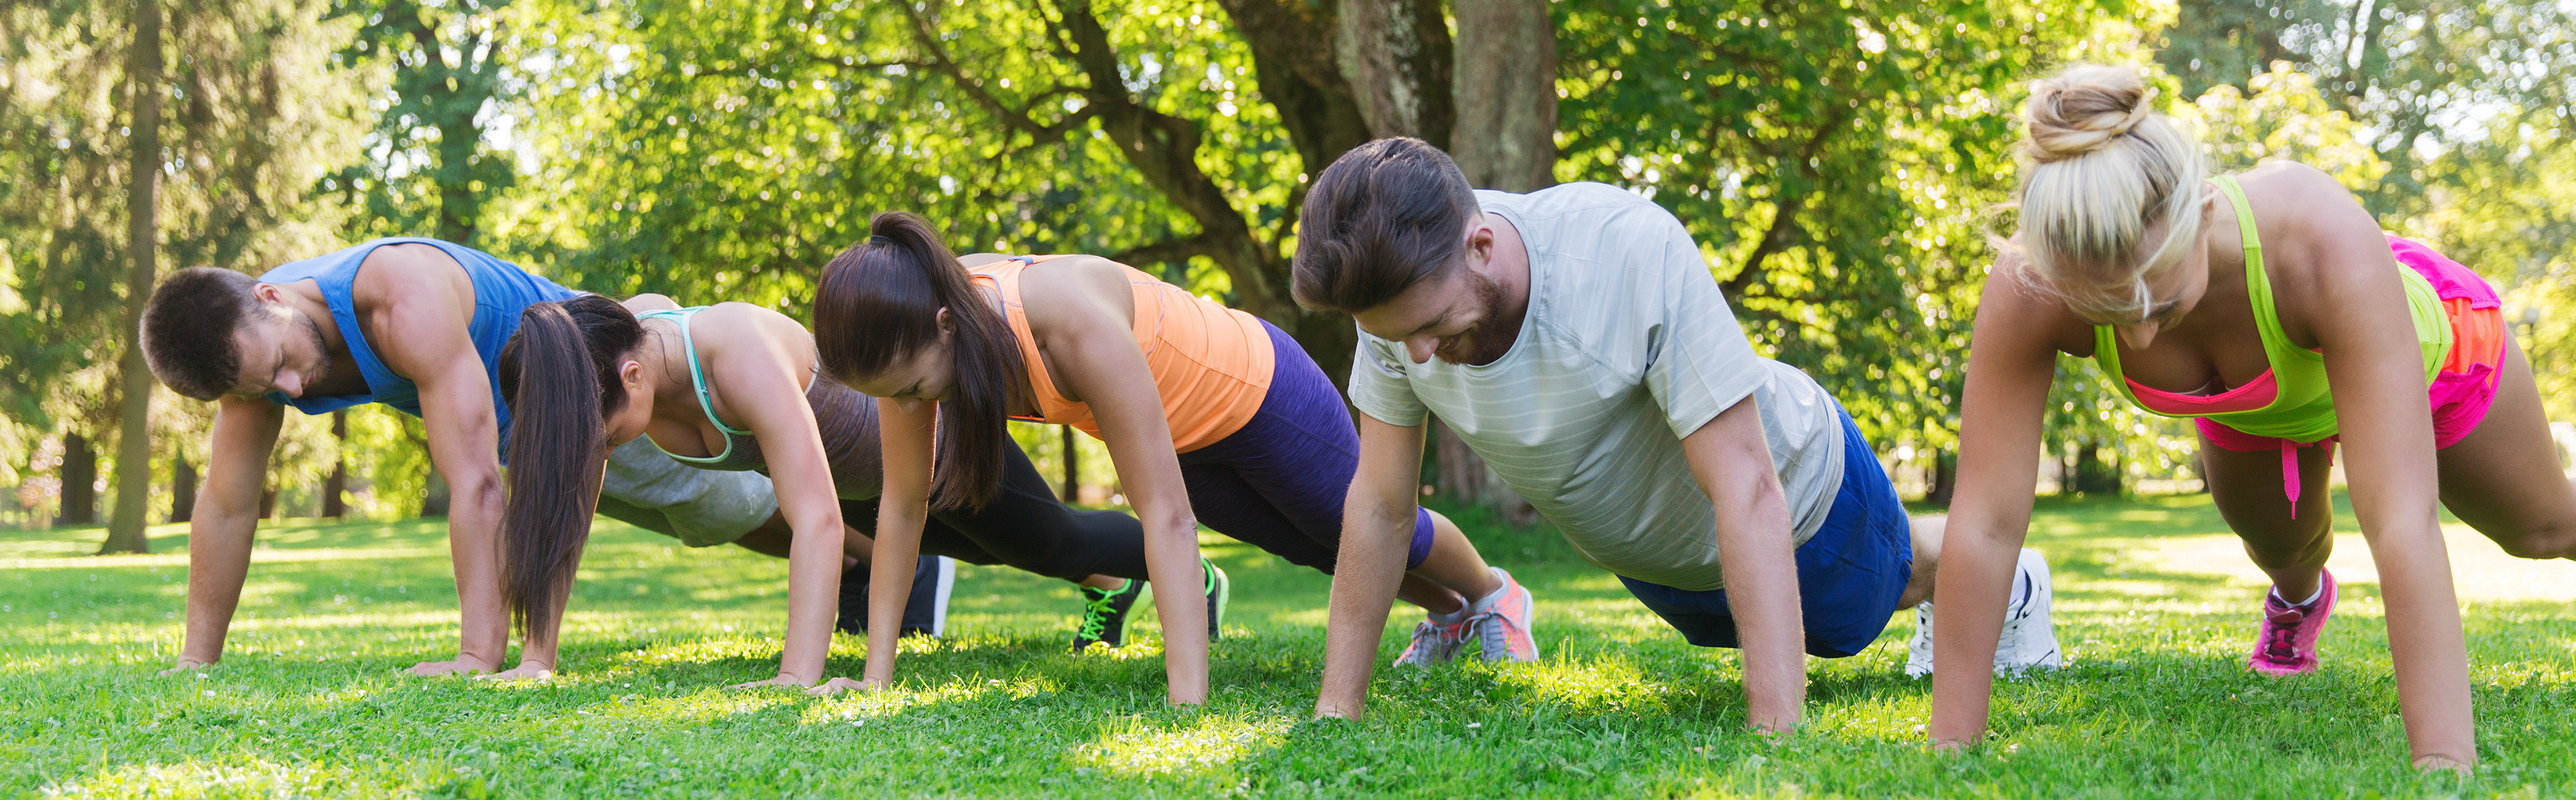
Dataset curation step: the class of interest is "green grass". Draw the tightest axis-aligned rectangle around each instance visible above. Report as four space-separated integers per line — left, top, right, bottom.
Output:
5 493 2575 798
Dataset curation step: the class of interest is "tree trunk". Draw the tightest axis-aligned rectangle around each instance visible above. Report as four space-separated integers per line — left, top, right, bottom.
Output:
1450 0 1559 193
320 410 348 518
2073 439 2121 496
58 433 98 527
1059 424 1079 504
259 485 277 520
420 465 451 517
1335 0 1455 149
100 0 164 555
169 454 196 523
1926 450 1958 506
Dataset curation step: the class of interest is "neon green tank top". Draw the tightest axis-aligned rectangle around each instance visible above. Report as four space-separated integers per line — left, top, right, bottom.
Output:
2090 175 2449 442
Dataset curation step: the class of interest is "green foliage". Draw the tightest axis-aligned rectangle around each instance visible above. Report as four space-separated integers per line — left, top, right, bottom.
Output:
1551 0 2151 453
9 498 2576 794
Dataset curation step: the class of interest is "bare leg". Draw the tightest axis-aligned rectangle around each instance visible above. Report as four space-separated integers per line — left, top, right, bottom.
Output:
2431 336 2576 560
2202 434 2338 602
1897 515 1945 608
1394 510 1501 615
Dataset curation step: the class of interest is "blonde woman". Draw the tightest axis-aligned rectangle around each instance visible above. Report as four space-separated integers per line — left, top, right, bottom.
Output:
1930 64 2576 771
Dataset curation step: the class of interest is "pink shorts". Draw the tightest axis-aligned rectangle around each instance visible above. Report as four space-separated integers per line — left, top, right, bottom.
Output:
2201 236 2505 509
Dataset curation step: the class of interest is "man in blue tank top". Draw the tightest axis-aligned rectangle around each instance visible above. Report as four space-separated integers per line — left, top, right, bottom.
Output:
140 238 574 677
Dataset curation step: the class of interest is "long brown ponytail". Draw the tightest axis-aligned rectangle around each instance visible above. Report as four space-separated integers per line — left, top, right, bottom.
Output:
495 294 644 642
813 212 1013 510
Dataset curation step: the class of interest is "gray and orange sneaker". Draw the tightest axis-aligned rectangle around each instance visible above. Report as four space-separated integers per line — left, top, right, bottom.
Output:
2249 570 2338 675
1469 568 1539 663
1394 617 1472 666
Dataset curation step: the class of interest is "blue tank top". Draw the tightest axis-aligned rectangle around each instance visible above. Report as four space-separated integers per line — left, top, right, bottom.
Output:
257 237 579 443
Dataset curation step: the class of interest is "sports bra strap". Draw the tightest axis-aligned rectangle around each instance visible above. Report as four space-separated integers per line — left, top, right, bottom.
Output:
635 306 754 438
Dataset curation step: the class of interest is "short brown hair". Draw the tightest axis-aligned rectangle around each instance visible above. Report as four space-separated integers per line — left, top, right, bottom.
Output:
142 266 261 400
1291 137 1482 313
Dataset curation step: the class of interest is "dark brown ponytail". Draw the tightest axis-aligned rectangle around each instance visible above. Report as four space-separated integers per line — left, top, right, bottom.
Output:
495 294 644 642
813 212 1012 510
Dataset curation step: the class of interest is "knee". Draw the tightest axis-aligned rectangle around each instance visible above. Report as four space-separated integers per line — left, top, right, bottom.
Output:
2495 522 2576 560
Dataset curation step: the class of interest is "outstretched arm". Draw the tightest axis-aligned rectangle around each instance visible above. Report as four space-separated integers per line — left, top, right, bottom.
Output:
1314 415 1430 718
167 396 284 672
1680 396 1805 731
363 246 506 676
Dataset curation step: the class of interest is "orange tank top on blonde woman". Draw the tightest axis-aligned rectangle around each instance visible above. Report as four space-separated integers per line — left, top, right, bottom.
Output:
971 256 1276 453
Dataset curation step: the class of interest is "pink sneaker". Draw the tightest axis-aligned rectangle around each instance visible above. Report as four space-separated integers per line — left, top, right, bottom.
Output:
2247 570 2338 675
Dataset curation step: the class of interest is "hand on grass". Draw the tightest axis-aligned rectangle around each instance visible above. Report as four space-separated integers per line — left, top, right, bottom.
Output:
2414 754 2474 775
806 677 880 696
406 655 500 677
160 658 213 676
729 673 815 690
475 662 555 682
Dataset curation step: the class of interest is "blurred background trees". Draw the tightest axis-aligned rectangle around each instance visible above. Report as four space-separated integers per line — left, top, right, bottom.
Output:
4 0 2571 534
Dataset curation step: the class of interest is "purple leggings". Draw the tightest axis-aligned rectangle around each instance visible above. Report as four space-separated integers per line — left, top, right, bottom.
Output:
1177 321 1435 574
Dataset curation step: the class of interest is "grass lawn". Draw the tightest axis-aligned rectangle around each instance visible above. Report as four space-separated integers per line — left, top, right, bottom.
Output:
6 493 2575 798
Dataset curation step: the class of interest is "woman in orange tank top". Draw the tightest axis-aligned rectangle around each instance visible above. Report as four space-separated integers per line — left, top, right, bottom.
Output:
802 212 1532 705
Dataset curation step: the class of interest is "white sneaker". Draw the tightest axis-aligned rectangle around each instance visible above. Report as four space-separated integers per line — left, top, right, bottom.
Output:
1993 547 2063 677
1906 548 2064 678
1904 601 1936 678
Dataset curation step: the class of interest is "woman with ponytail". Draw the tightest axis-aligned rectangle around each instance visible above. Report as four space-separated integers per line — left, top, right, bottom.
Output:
494 294 1157 686
810 212 1534 704
1933 63 2576 771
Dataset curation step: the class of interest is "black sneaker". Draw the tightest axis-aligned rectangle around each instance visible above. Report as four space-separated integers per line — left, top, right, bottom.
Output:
1073 579 1143 650
836 555 954 638
1203 558 1229 641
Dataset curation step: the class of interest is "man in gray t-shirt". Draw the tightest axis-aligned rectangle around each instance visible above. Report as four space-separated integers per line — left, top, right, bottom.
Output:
1290 138 2061 728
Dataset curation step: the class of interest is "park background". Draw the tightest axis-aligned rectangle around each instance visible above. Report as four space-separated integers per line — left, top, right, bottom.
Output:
5 0 2576 796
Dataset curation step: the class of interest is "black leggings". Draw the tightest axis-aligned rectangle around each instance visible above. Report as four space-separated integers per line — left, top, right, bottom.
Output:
846 442 1152 582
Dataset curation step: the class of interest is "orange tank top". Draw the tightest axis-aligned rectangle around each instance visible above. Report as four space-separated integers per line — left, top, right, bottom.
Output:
971 256 1276 453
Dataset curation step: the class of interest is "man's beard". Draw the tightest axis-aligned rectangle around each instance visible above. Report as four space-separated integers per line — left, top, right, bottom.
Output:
298 313 333 384
1431 271 1519 366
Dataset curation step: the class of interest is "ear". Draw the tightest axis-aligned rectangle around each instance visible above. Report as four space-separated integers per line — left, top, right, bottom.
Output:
935 307 955 338
252 282 287 305
619 358 649 394
1461 214 1497 269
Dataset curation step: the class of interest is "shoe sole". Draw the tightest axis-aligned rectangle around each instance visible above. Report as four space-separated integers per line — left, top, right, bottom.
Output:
1207 564 1230 641
924 556 955 638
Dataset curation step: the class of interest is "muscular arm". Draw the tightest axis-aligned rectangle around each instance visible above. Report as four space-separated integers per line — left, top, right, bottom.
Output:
1026 257 1209 706
691 305 847 687
358 246 506 676
1928 266 2061 750
1680 396 1805 731
1314 415 1429 718
169 396 284 670
2287 170 2473 769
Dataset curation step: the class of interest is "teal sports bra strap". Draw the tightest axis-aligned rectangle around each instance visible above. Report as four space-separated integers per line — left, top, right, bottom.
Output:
635 307 754 437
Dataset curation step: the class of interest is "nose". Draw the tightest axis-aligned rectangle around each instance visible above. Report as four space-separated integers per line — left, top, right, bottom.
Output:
273 371 304 398
1404 336 1437 364
2114 322 2161 351
896 397 924 415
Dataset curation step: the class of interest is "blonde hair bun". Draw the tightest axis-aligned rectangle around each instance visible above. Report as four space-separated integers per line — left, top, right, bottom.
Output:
2024 64 2157 162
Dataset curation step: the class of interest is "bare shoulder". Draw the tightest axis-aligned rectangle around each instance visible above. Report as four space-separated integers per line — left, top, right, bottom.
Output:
622 293 681 313
957 252 1014 268
691 302 807 350
349 242 470 308
1015 256 1133 332
1975 249 2095 357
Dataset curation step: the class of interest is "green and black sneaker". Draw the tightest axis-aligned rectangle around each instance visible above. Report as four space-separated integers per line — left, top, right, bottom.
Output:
1203 558 1230 641
1073 579 1144 650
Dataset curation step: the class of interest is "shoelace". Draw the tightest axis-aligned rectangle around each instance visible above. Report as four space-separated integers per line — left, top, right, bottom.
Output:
1076 587 1126 641
2257 606 2308 664
1469 608 1531 656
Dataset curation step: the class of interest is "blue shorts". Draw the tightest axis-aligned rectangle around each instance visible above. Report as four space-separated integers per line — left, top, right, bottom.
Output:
1617 406 1911 658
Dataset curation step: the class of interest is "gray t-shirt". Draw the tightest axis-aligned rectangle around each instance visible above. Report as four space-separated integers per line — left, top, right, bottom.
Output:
598 437 779 548
1346 183 1846 591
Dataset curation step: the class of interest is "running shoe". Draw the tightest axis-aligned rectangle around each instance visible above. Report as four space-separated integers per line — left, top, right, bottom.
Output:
835 555 953 638
1903 600 1936 678
1469 568 1539 662
1994 547 2064 677
1393 617 1472 666
1903 548 2064 678
1073 579 1144 649
1203 558 1230 641
2248 569 2338 676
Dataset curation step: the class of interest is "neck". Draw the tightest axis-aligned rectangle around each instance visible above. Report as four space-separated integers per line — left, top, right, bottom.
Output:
1486 212 1533 340
268 280 349 360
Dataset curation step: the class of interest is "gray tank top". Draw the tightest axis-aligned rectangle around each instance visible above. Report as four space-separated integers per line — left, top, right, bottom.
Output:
635 307 884 501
